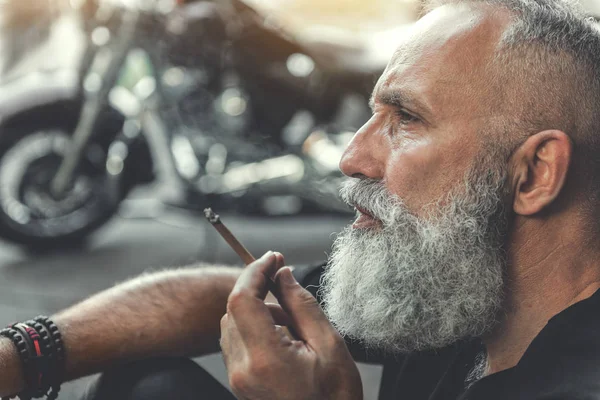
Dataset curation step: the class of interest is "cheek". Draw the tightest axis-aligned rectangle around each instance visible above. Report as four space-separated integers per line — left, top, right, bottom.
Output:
384 137 471 213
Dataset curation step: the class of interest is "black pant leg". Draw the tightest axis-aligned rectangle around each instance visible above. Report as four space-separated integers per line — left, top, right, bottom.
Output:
80 357 236 400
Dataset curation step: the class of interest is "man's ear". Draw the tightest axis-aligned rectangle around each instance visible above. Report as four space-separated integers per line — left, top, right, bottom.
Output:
511 130 572 216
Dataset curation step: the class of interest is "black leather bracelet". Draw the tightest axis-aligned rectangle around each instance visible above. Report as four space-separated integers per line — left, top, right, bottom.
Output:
13 324 39 398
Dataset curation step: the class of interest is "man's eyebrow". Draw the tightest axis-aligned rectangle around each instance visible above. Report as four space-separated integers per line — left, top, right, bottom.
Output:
369 89 432 117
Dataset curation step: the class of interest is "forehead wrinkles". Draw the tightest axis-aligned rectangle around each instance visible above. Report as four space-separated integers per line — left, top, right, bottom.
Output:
375 5 511 123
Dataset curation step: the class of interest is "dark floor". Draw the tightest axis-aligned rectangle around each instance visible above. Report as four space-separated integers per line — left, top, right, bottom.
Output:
0 203 382 399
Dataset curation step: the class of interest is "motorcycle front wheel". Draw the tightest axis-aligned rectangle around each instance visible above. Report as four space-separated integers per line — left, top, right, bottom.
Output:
0 107 126 250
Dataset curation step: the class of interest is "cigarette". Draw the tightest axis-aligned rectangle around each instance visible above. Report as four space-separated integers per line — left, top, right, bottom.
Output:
204 208 279 294
204 208 256 265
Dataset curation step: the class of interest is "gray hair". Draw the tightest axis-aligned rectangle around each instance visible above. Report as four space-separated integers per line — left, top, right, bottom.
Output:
428 0 600 207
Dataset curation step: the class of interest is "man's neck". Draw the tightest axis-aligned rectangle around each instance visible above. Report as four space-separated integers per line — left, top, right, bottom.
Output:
483 216 600 375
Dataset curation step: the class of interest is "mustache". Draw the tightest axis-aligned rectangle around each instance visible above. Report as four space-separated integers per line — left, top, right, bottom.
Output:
339 178 400 221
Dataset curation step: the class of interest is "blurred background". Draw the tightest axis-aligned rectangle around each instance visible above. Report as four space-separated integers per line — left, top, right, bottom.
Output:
0 0 598 398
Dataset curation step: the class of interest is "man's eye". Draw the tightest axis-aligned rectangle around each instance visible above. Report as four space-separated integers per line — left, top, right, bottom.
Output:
395 110 419 125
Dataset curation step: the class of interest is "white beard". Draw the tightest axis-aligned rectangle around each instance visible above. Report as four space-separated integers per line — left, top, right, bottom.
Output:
321 167 509 354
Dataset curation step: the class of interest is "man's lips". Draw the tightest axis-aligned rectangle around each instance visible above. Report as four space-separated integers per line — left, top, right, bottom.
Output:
354 205 374 218
352 205 381 229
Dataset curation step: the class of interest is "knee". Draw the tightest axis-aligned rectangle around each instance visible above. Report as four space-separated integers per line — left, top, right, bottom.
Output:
82 358 212 400
128 358 208 400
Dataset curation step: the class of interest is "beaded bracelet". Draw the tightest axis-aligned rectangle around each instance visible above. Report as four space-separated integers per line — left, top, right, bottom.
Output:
25 321 58 400
0 317 65 400
31 317 64 400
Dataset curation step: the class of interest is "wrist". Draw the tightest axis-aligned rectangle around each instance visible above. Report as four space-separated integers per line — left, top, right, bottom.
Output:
333 386 363 400
0 337 25 397
329 369 363 400
332 386 363 400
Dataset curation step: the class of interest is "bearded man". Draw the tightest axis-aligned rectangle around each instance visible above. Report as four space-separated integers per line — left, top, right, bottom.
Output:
1 0 600 399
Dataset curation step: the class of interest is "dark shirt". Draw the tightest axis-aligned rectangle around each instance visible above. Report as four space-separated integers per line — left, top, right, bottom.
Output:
294 263 600 400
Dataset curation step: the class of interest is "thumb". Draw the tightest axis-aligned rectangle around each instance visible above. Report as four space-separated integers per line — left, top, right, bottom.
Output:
274 267 334 346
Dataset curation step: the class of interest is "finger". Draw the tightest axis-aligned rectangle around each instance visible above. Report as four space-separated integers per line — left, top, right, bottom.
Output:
220 314 250 377
265 303 293 326
219 314 232 366
266 252 286 299
227 252 286 347
274 252 285 270
274 267 337 346
266 302 300 342
231 251 281 302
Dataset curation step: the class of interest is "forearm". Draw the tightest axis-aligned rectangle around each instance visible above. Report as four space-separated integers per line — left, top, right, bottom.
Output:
0 264 242 396
0 267 241 397
55 265 242 380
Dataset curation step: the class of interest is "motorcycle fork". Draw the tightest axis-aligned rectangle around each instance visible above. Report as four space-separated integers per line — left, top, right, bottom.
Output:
50 11 140 198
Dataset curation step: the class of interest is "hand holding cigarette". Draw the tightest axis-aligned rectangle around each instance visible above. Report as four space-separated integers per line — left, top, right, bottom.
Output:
209 209 362 398
219 252 363 400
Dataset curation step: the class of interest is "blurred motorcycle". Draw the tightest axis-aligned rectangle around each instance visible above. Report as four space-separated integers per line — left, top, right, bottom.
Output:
0 0 385 248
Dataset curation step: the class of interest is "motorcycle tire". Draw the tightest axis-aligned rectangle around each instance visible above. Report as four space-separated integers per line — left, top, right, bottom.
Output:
0 103 128 250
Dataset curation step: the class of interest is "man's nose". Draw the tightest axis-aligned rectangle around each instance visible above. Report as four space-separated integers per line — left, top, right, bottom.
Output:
339 118 385 180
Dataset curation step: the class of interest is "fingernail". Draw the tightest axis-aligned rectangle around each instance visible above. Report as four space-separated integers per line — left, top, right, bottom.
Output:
280 267 297 285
